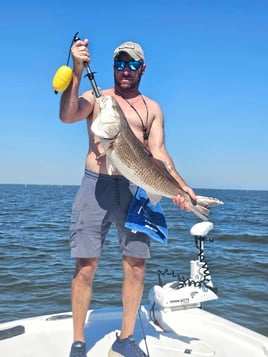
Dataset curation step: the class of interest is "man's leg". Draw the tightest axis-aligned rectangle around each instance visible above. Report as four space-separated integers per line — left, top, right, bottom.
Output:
120 256 146 339
71 257 99 342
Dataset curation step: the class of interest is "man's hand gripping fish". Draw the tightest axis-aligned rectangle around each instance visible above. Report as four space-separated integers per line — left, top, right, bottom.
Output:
91 95 223 221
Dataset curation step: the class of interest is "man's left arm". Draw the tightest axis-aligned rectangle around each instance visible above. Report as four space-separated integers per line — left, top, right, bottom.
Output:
148 103 196 210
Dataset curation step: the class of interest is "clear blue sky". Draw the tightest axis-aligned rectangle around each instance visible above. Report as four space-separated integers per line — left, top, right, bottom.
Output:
1 0 267 189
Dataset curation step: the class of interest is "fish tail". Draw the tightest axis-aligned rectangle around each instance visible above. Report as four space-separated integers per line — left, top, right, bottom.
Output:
191 203 209 221
190 196 224 221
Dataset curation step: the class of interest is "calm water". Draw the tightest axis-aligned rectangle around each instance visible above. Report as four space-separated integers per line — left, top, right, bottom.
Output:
0 184 267 337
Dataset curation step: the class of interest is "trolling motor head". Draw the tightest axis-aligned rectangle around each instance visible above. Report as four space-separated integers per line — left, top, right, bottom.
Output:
190 221 214 249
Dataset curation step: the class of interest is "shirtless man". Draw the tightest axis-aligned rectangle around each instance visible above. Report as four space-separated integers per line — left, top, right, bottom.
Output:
60 38 196 357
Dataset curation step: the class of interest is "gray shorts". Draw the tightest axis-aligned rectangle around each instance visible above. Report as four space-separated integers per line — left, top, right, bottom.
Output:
69 169 151 259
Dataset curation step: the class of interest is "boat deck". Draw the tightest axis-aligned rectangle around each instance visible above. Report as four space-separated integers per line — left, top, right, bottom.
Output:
1 305 268 356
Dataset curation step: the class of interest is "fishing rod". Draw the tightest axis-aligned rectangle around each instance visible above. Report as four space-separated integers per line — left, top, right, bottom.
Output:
52 32 102 98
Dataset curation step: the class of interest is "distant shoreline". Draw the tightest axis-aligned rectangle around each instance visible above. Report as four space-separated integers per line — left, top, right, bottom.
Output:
0 184 267 192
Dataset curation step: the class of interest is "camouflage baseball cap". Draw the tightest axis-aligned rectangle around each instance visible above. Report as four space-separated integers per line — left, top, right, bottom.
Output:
113 41 144 61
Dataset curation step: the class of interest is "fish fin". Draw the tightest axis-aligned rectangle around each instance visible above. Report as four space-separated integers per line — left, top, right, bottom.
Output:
106 157 115 175
191 196 224 221
96 152 106 160
163 161 172 173
196 195 224 208
96 141 114 160
142 145 153 157
191 204 209 221
147 193 162 205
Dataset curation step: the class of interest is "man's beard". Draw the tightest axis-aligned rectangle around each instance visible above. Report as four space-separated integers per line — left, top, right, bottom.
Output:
114 73 142 91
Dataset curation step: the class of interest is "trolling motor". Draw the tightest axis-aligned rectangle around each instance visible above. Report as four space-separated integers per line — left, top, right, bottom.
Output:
148 221 218 312
52 32 101 98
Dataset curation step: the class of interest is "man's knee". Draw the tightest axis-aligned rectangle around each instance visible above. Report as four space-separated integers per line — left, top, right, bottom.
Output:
73 257 99 281
123 256 146 279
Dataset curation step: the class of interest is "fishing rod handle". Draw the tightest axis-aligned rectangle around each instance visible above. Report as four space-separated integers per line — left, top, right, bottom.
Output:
84 64 102 98
73 34 102 98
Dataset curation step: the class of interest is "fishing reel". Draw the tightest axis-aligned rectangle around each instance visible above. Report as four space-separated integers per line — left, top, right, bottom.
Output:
52 32 101 98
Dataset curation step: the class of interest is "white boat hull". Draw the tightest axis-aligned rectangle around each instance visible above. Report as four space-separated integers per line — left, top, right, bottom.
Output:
1 305 267 357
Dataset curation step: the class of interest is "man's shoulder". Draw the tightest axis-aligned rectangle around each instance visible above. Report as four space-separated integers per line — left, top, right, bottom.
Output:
142 94 161 110
102 88 114 95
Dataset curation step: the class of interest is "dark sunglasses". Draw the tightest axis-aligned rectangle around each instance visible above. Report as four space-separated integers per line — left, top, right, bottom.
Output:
114 60 143 71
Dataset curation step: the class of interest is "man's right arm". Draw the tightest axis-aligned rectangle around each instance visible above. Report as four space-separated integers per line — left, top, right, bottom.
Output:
59 38 95 123
59 76 95 123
